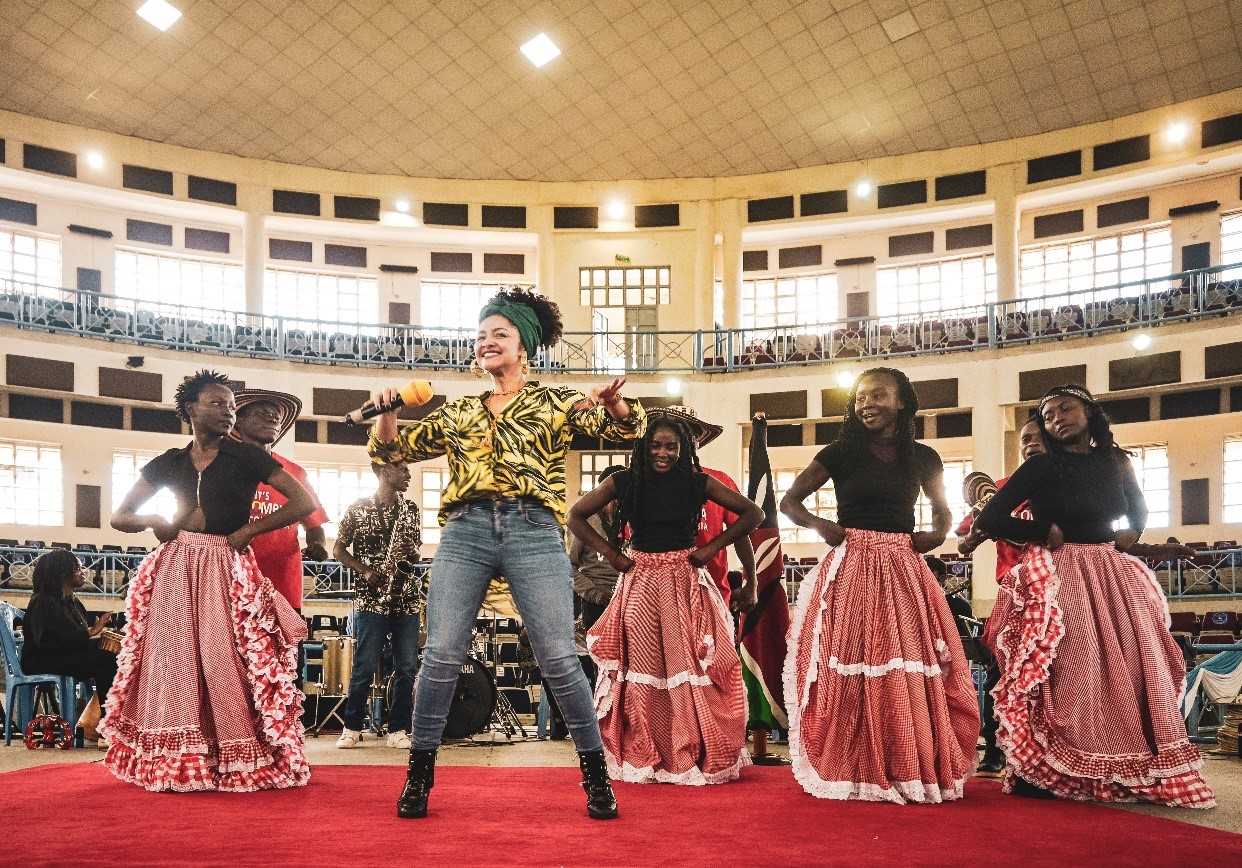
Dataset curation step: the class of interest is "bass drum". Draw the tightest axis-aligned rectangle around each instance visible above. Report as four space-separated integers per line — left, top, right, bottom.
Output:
443 656 496 739
389 656 497 739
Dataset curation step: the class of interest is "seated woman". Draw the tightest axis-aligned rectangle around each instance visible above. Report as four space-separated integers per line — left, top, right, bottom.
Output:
21 549 118 739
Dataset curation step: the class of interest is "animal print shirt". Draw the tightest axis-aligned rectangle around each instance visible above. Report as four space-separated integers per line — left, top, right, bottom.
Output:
368 382 645 526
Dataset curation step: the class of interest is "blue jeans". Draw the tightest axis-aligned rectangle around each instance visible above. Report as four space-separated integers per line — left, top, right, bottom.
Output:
412 497 602 753
343 610 421 734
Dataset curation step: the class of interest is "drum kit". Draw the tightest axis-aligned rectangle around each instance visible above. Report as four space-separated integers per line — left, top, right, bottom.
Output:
301 589 531 741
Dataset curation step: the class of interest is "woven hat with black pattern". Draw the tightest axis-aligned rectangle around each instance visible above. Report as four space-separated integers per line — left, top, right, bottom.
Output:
644 404 724 447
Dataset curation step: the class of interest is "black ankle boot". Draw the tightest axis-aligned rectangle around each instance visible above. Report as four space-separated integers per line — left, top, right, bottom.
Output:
397 749 436 818
578 750 618 820
1010 775 1057 800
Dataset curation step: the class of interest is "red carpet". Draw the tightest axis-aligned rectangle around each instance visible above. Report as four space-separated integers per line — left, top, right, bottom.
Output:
6 763 1239 866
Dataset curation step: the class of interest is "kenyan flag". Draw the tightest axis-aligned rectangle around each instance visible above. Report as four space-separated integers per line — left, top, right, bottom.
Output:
741 414 790 730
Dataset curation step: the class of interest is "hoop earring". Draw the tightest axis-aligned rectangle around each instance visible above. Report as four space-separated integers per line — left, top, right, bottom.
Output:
470 358 487 378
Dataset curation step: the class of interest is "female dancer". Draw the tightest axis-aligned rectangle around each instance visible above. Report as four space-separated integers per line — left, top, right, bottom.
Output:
368 287 645 820
780 367 979 803
104 370 316 792
22 549 118 738
568 416 763 785
975 385 1213 806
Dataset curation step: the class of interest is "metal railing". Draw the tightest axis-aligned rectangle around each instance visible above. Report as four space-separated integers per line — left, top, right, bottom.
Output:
0 545 419 599
1 265 1238 374
0 545 1236 602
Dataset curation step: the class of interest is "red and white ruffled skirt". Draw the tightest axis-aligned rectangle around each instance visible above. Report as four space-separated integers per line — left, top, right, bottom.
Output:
784 529 979 803
992 543 1214 807
587 548 749 785
99 531 310 793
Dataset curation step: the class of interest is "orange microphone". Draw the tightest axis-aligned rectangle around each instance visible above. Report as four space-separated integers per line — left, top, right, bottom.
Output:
344 380 433 426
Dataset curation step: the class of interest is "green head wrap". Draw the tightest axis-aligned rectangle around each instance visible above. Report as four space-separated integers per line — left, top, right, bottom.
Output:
479 296 543 360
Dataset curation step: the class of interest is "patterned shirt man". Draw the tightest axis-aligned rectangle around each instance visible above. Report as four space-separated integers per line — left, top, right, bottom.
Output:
336 495 422 616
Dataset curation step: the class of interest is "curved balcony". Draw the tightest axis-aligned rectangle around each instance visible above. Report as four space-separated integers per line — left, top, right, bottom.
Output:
1 265 1238 374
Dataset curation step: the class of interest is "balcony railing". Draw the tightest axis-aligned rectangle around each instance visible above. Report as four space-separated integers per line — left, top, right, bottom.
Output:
1 265 1238 374
0 546 1237 601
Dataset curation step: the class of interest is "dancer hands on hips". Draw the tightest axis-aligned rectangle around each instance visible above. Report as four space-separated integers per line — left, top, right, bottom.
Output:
911 531 945 554
227 524 258 553
606 550 635 574
1046 523 1065 550
815 519 846 546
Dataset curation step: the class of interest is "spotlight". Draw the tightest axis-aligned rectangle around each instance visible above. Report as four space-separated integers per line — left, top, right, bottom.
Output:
837 370 856 389
1164 121 1190 145
85 151 104 169
1131 333 1152 351
665 377 682 396
606 200 626 220
395 198 411 213
854 181 872 197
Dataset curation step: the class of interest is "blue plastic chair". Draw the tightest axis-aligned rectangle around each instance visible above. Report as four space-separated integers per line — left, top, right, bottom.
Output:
0 602 78 746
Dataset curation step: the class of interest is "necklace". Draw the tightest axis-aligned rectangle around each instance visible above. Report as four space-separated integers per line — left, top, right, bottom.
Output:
490 383 526 399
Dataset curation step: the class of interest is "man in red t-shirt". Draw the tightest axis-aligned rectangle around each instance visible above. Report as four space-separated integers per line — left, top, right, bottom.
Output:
232 389 329 611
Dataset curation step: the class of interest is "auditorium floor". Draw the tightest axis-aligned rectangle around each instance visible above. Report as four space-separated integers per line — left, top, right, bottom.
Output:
3 735 1240 834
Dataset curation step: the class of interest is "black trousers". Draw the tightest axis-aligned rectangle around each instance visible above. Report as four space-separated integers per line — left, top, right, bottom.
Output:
28 647 118 712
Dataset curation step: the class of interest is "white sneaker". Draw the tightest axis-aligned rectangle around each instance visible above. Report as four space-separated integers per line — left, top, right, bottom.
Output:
336 728 361 749
386 730 411 749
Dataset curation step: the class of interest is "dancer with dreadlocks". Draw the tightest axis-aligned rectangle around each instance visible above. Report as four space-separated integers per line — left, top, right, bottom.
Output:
780 367 979 803
103 370 315 792
975 385 1214 807
569 414 763 784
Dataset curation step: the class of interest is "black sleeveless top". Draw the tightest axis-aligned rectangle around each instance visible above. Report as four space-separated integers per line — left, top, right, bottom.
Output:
615 469 709 553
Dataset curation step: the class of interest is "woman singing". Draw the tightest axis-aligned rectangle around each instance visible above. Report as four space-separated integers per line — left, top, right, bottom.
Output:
780 367 979 803
368 287 645 820
103 370 316 792
569 415 763 785
975 385 1213 807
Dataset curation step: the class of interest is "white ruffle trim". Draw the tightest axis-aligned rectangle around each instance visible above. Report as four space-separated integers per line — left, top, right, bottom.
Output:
825 656 943 678
619 669 718 689
782 540 846 791
604 747 751 786
788 770 968 804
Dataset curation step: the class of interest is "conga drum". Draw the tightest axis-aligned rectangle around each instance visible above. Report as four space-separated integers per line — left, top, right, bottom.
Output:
96 628 123 654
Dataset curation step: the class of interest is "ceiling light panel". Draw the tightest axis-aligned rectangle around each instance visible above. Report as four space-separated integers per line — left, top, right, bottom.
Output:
137 0 182 31
521 33 561 68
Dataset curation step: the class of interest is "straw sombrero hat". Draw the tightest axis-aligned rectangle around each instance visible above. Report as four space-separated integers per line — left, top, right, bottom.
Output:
231 388 301 444
644 405 724 447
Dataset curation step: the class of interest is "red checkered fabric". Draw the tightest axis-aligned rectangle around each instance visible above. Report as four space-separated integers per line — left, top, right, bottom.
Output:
99 531 310 793
992 543 1215 808
587 548 749 785
783 529 979 803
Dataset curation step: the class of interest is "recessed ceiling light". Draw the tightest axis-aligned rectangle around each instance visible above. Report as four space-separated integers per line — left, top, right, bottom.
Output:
395 198 410 213
606 200 626 220
137 0 182 31
85 151 104 169
664 377 682 396
1165 121 1190 145
837 371 856 389
521 33 561 68
854 181 872 197
1131 332 1153 351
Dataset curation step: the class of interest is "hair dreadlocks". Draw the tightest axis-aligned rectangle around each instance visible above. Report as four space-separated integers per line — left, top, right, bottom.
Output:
836 366 921 469
611 417 701 551
174 370 231 423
